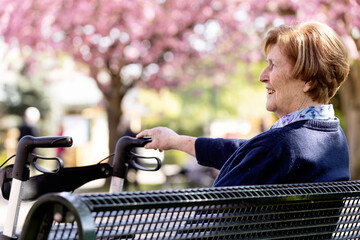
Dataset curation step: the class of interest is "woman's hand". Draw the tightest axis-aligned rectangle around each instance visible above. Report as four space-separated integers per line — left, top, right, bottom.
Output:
136 127 178 151
136 127 197 157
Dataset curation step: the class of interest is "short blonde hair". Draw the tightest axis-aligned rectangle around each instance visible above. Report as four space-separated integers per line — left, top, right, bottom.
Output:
263 21 350 103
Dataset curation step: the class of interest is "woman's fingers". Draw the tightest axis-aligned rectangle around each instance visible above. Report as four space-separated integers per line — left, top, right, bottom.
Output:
136 127 176 151
136 129 150 138
136 127 196 157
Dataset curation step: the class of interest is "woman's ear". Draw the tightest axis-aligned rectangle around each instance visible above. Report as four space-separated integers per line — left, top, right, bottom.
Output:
303 80 312 92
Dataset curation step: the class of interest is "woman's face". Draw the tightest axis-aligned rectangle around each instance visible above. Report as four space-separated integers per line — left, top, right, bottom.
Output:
259 44 310 118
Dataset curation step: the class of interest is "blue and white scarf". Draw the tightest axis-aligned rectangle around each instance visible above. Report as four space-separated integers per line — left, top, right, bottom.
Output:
270 104 337 129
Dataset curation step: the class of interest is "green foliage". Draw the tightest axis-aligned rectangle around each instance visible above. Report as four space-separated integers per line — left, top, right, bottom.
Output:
0 150 8 167
163 150 188 166
142 61 268 128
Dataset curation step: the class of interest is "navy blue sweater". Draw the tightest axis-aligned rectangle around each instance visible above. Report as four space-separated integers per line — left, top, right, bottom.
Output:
195 120 350 187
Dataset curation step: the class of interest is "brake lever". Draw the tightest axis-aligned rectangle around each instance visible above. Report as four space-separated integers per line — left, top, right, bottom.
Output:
30 153 64 174
128 151 162 171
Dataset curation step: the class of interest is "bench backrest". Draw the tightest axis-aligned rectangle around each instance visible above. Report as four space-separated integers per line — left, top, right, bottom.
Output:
20 181 360 239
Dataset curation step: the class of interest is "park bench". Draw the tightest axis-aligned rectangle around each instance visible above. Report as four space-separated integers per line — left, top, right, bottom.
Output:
1 135 360 239
18 180 360 239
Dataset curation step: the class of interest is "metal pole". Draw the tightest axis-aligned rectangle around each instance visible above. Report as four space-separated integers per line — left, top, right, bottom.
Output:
3 179 24 237
109 176 124 193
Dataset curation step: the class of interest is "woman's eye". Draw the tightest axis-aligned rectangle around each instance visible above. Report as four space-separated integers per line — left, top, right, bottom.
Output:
266 60 275 69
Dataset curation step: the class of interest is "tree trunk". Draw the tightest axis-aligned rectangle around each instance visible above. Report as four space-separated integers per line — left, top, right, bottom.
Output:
101 72 133 187
341 59 360 179
106 96 122 156
100 70 130 154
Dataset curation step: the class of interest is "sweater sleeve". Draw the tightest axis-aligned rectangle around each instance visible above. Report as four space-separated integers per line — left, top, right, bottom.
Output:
195 137 247 170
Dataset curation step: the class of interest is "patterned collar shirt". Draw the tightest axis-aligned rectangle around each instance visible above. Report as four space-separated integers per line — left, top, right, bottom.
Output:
270 104 337 130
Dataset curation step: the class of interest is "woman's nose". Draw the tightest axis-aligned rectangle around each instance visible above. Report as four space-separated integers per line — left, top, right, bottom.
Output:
259 67 268 82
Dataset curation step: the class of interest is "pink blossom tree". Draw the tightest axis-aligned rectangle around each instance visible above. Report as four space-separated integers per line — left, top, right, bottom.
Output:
0 0 242 153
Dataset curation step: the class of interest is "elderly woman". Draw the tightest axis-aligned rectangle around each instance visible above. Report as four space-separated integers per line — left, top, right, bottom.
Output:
137 21 350 186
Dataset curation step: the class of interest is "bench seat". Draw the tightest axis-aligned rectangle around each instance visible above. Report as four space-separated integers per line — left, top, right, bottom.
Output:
19 180 360 239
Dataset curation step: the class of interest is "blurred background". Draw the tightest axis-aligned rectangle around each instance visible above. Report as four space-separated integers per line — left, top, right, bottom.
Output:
0 0 360 191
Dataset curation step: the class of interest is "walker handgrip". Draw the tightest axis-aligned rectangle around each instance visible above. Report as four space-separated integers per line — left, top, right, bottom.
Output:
112 136 151 179
13 136 73 181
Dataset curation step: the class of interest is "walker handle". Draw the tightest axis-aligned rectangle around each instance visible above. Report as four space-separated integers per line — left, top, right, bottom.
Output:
112 136 152 179
13 136 73 181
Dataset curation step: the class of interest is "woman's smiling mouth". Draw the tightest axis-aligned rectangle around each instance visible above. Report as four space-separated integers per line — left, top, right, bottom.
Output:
267 88 275 94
